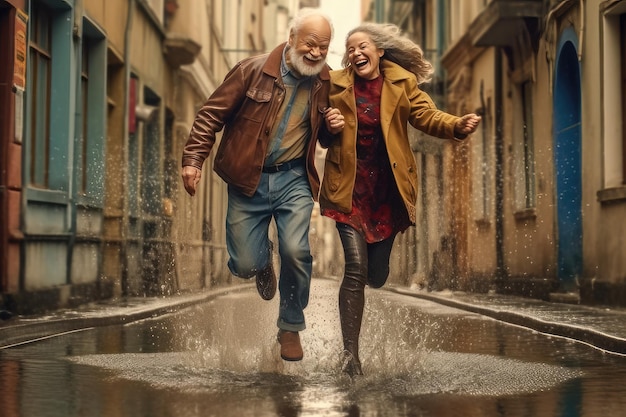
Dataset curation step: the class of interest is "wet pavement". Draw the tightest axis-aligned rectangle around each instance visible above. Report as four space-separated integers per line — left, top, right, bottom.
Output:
2 278 626 417
390 286 626 356
2 278 626 355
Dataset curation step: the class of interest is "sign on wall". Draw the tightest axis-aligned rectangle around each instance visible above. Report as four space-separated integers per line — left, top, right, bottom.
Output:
13 9 28 144
13 9 27 90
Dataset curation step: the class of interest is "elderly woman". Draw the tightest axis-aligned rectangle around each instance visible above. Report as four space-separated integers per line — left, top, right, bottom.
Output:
319 22 481 377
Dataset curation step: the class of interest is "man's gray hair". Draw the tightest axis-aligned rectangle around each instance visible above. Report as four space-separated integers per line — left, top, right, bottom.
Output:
288 7 334 40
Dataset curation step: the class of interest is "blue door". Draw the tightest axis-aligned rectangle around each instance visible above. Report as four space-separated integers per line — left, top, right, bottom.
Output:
553 33 582 290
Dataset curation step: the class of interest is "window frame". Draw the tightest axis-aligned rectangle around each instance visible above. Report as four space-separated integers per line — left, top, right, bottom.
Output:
25 0 73 205
598 3 626 202
75 17 107 207
27 3 52 189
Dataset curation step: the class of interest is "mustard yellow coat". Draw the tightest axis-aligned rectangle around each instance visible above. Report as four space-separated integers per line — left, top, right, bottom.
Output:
319 60 463 225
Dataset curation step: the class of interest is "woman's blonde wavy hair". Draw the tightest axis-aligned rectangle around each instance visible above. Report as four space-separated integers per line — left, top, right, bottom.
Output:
341 22 434 84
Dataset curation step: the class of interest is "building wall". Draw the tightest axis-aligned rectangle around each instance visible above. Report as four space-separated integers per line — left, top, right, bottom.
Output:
0 0 307 314
437 0 626 304
583 0 626 304
0 0 27 305
441 0 569 297
494 32 556 285
5 0 624 314
463 48 498 283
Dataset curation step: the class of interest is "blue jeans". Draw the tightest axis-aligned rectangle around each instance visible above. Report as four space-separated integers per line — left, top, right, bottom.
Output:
226 164 314 332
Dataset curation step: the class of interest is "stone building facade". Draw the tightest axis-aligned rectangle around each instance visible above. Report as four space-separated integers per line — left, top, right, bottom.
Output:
378 0 626 306
3 0 625 314
0 0 303 314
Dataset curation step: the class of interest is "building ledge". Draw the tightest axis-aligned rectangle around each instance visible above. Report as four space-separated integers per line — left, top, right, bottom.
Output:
514 207 537 222
468 0 543 47
163 34 201 67
597 185 626 205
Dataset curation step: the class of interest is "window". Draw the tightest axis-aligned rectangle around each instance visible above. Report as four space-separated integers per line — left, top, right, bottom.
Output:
79 39 90 195
512 80 536 211
521 81 536 207
128 76 140 217
140 87 162 216
77 19 106 203
26 1 74 195
472 80 492 221
601 5 626 191
28 3 51 188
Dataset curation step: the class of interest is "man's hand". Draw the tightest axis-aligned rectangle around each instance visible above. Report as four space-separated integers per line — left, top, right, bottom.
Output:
324 107 345 134
181 166 202 197
454 113 482 137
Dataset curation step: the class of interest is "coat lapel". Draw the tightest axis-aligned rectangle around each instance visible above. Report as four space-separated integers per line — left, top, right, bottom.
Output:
380 60 410 143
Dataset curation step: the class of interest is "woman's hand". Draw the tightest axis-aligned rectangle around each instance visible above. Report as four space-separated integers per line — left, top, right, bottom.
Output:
324 107 345 134
454 113 481 138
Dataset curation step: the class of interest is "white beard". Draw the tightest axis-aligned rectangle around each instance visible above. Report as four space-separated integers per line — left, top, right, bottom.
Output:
287 48 326 77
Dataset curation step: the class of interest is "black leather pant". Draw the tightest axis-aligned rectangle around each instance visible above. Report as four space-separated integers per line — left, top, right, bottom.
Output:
336 223 396 362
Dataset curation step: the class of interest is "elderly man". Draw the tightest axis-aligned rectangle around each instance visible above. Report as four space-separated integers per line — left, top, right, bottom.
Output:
181 8 345 361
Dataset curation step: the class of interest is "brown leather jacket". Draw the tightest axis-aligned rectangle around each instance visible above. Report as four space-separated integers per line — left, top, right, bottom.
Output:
182 42 333 198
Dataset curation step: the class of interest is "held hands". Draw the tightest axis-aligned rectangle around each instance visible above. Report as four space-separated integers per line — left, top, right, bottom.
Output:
181 166 202 196
324 107 345 134
454 113 482 138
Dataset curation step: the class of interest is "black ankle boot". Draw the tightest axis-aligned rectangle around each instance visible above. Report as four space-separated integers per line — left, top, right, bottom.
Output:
340 350 363 378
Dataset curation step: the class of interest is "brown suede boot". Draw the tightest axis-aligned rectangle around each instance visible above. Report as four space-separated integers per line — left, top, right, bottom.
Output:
256 263 277 301
277 330 303 361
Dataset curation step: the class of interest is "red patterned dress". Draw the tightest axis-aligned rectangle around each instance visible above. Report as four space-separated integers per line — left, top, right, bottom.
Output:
322 75 411 243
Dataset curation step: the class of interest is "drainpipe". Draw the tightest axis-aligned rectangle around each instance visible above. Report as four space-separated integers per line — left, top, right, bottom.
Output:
436 0 444 71
494 47 505 280
121 0 135 295
578 0 584 61
479 81 488 217
67 0 85 288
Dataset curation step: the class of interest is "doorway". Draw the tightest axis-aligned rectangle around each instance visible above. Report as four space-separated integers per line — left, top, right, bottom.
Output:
553 29 583 290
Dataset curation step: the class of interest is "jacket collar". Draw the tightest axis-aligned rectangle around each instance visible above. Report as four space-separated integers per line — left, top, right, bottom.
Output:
331 60 411 143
